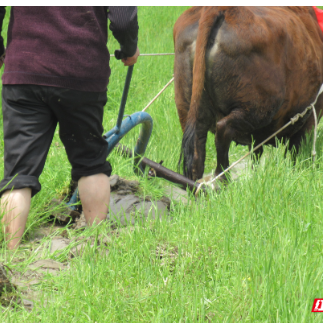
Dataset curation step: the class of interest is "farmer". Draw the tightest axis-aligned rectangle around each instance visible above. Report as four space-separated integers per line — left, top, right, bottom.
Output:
0 6 140 250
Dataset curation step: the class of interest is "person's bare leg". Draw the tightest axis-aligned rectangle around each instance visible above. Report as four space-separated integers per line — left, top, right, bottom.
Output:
1 188 32 250
78 173 110 226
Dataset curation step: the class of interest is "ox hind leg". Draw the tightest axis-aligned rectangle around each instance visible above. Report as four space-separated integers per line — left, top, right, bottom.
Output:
191 122 209 181
181 95 216 181
174 72 192 133
174 48 194 133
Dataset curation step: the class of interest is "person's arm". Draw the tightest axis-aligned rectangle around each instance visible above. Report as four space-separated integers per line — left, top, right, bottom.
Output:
0 6 6 68
108 6 139 66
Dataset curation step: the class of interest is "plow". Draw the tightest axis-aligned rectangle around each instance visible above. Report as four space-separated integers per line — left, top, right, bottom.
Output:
67 50 201 209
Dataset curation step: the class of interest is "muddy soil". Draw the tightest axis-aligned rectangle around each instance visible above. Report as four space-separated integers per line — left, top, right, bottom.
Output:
1 163 249 311
1 174 189 311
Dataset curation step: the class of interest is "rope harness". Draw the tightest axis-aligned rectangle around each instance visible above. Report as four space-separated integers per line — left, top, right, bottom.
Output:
195 84 323 195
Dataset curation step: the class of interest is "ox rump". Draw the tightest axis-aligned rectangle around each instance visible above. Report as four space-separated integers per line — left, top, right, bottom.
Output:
174 6 323 181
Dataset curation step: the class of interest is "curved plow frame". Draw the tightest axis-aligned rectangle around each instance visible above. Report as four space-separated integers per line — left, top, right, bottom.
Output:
67 112 153 209
104 111 153 174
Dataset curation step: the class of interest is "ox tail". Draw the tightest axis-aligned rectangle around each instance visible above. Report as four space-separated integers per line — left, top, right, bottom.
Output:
179 7 224 179
178 122 196 178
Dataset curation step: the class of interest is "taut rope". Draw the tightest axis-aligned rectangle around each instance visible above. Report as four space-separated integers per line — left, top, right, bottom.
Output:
142 77 174 112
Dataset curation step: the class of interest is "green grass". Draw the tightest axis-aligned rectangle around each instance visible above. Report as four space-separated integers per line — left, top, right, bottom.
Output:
0 6 323 322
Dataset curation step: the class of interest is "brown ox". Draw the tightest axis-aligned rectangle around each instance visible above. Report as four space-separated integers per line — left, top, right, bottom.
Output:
174 6 323 181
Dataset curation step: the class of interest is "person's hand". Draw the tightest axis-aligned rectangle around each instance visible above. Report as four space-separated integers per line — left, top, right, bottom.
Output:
0 50 5 69
121 47 140 66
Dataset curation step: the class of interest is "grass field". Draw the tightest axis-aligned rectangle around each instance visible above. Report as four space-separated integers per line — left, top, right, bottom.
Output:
0 6 323 322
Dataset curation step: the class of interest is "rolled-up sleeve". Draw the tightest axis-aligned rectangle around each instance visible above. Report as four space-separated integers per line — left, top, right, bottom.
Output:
0 6 6 56
108 6 138 57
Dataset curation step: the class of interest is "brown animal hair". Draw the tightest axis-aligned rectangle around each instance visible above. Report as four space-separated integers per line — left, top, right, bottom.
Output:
179 7 227 178
177 6 323 181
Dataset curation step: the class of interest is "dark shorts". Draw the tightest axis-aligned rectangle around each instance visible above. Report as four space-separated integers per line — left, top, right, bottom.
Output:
0 84 112 197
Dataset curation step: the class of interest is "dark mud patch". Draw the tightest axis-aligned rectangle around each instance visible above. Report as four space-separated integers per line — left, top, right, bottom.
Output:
4 174 188 312
45 174 181 229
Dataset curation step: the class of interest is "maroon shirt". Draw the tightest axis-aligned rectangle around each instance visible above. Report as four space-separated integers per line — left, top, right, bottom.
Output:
0 6 138 92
